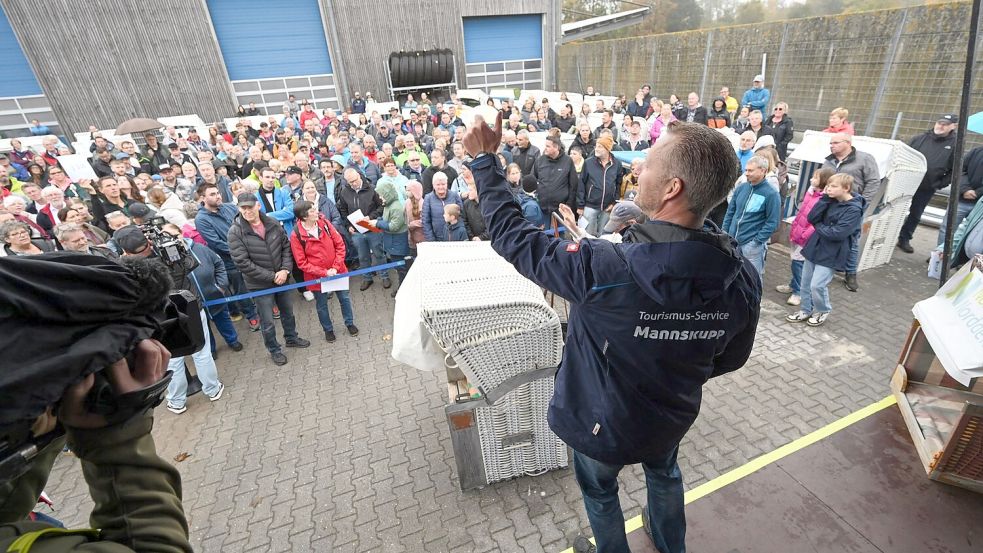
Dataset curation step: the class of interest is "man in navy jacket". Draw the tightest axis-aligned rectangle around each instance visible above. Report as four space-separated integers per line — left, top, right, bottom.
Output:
461 116 761 553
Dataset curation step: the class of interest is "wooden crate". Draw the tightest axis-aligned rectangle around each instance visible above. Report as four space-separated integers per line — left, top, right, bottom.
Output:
891 321 983 494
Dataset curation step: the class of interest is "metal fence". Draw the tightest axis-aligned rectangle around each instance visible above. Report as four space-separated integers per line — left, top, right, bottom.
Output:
558 2 982 144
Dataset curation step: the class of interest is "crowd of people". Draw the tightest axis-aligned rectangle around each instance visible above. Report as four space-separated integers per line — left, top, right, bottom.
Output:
0 74 979 402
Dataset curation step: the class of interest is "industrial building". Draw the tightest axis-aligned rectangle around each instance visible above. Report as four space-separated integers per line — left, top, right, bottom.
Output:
0 0 563 137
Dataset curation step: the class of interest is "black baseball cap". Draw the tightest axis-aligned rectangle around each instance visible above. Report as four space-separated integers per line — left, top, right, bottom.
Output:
938 114 959 124
128 202 152 220
285 166 303 176
236 192 257 207
113 225 149 254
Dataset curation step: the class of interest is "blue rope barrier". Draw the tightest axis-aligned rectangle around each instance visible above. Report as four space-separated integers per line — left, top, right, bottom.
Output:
204 259 405 307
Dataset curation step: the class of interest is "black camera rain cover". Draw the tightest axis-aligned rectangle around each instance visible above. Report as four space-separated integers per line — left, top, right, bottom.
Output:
0 252 171 430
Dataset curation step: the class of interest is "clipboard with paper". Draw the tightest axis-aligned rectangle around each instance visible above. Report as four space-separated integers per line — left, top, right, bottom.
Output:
346 209 382 233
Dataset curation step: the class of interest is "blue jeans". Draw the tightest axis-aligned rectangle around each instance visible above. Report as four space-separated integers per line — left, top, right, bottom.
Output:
573 448 685 553
226 263 257 319
254 291 298 354
166 309 222 408
352 231 386 280
314 290 354 332
581 206 611 237
209 306 239 346
740 240 767 284
789 259 803 294
937 200 975 246
800 260 834 314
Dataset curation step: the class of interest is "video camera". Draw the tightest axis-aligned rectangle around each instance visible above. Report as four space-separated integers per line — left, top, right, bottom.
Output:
139 216 196 269
0 252 205 483
94 211 211 416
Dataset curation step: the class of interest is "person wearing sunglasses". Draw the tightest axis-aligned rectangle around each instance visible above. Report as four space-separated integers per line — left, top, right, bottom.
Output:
765 102 794 160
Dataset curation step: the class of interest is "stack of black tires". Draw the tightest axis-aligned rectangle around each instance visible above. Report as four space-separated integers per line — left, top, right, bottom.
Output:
389 49 454 88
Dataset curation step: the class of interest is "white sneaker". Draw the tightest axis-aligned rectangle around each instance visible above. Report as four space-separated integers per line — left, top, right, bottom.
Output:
166 403 187 415
303 291 315 302
786 294 801 306
209 383 225 402
786 310 810 323
807 312 830 326
775 284 793 294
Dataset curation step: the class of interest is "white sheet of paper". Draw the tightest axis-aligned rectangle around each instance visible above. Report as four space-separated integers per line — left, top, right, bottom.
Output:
463 105 500 129
320 276 350 293
346 209 369 234
56 154 98 182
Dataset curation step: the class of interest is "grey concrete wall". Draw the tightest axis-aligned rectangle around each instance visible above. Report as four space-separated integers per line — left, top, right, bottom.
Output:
324 0 559 105
559 2 981 142
0 0 237 138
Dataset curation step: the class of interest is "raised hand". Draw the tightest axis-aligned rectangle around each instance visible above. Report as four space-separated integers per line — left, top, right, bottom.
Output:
461 111 503 159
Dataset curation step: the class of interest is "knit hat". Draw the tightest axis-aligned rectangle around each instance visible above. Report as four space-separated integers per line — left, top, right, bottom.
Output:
521 175 538 194
596 135 614 152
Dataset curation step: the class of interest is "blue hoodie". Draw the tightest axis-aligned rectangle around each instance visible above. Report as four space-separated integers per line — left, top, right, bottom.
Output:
470 154 762 465
741 87 770 112
722 179 781 246
254 185 295 236
802 194 866 270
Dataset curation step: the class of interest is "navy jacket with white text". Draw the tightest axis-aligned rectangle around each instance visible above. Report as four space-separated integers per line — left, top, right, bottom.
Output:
471 154 761 465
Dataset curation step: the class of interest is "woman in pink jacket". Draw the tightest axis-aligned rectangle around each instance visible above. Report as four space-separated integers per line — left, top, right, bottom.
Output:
649 103 677 144
778 168 834 306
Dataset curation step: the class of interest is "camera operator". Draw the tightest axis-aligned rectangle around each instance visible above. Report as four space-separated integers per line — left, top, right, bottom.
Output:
461 116 762 553
115 225 228 414
0 253 193 552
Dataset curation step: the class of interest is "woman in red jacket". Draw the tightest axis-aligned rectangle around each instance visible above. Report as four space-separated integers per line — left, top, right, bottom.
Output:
290 200 358 342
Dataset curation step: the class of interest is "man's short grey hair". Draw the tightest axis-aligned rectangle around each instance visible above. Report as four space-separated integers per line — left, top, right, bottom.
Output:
41 186 62 197
746 155 770 172
749 110 764 119
105 211 129 223
3 194 26 207
343 168 361 180
54 222 85 242
660 122 740 218
517 130 529 139
432 171 448 183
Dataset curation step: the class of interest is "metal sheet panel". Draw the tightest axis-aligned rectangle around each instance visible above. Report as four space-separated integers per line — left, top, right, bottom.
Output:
0 3 41 97
0 0 237 137
206 0 333 80
463 15 542 63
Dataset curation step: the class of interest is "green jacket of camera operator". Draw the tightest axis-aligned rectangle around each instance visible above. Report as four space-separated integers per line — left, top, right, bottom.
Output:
0 414 192 553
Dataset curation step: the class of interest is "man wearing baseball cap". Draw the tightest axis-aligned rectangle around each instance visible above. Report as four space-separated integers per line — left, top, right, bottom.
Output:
351 91 366 114
601 201 646 239
227 192 310 366
577 135 624 235
897 114 959 253
741 74 771 113
283 165 305 200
